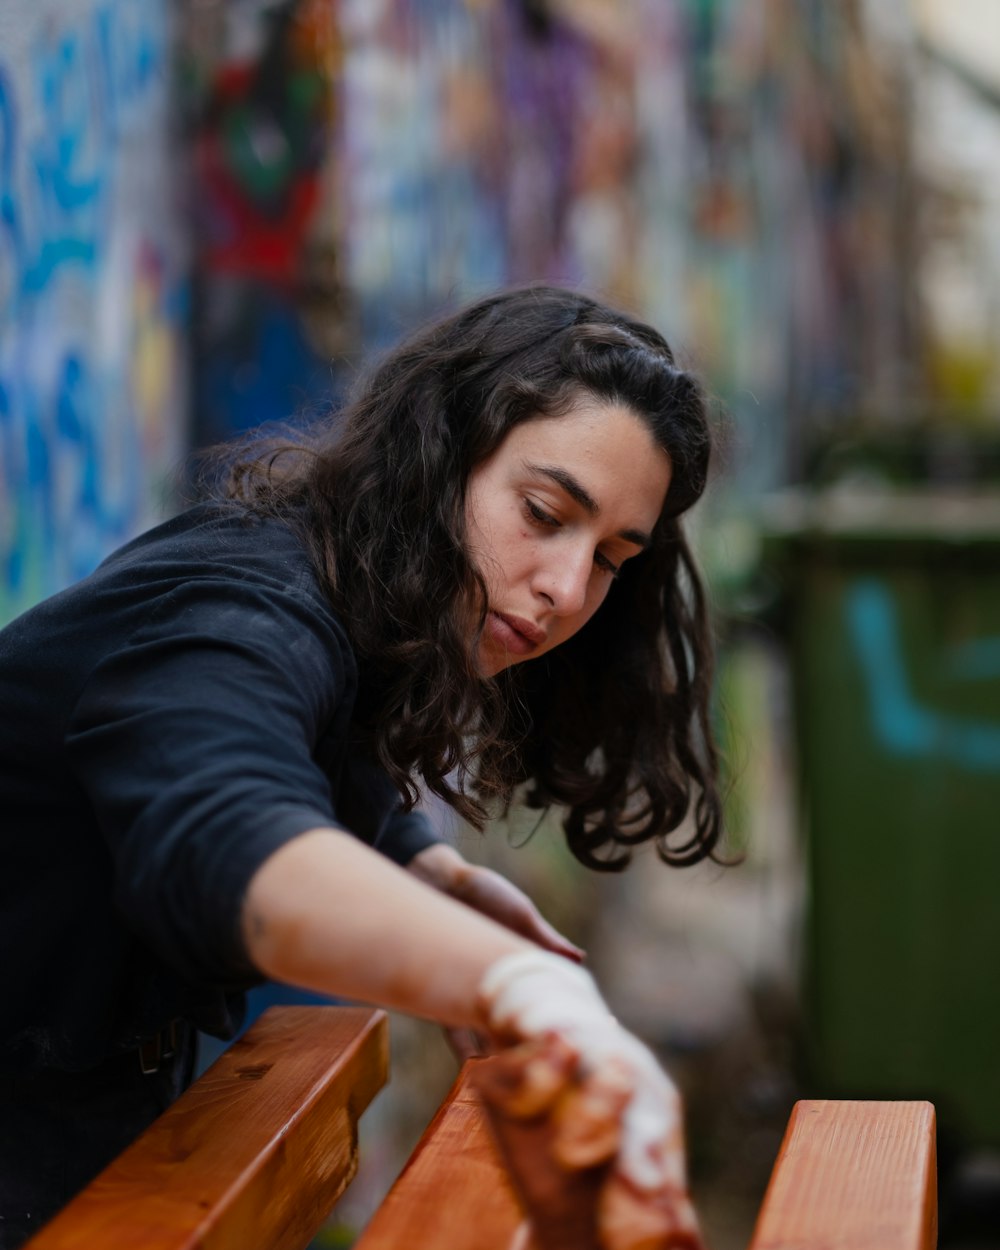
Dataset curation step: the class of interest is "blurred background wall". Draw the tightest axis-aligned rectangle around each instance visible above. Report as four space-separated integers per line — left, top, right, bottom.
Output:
177 0 929 490
0 0 188 624
3 1 1000 1247
8 0 1000 609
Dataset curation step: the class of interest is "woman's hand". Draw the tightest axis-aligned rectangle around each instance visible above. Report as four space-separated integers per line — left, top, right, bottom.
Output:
477 949 703 1248
406 843 583 962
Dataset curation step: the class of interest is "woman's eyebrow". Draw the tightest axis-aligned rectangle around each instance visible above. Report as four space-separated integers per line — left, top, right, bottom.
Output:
529 464 599 514
527 463 652 549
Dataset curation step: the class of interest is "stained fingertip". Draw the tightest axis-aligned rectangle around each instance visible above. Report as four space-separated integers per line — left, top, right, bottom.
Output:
551 1064 633 1169
473 1034 579 1119
540 929 586 962
598 1172 706 1250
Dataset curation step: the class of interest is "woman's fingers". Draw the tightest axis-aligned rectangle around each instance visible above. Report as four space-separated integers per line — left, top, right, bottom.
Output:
473 1033 578 1118
407 845 585 962
473 1035 705 1250
442 1025 489 1061
472 1036 605 1250
454 865 585 962
551 1061 632 1169
616 1052 686 1191
597 1172 705 1250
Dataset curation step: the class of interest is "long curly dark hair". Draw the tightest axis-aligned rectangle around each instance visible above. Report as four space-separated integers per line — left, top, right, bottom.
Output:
222 285 721 869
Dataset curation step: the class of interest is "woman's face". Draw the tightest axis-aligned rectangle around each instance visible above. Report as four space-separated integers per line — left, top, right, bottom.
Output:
464 396 673 677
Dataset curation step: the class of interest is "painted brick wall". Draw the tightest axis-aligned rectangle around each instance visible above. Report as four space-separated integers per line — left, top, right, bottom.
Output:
0 0 188 624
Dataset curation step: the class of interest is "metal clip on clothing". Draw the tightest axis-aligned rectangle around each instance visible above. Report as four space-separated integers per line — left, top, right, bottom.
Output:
138 1021 179 1076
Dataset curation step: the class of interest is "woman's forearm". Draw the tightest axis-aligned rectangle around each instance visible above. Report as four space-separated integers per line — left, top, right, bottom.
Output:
242 827 532 1028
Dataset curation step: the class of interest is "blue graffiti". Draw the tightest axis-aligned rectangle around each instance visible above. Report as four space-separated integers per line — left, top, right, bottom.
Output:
846 578 1000 773
0 0 175 624
0 68 22 298
0 336 145 619
0 0 166 314
0 379 23 591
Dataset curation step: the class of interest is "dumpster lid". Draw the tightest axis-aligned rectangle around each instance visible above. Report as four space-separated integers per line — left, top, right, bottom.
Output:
759 487 1000 547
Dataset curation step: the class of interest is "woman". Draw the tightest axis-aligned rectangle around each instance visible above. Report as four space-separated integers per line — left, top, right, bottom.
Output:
0 285 720 1247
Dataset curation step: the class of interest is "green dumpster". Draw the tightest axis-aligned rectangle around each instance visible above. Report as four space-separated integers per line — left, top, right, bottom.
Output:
763 488 1000 1149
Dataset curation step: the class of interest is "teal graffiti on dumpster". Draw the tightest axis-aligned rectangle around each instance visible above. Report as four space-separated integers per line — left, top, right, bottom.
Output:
947 638 1000 682
846 578 1000 773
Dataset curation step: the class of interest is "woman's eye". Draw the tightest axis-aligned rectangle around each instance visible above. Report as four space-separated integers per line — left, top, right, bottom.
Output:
524 499 560 528
595 551 621 578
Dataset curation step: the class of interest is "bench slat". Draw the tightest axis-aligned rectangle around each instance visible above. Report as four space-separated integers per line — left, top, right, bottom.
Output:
748 1100 937 1250
24 1021 938 1250
354 1062 526 1250
26 1006 388 1250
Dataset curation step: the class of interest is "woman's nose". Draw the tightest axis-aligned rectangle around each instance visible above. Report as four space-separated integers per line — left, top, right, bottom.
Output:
535 547 591 615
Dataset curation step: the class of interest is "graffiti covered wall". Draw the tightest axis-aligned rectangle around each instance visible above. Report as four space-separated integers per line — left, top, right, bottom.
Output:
0 0 188 624
181 0 921 498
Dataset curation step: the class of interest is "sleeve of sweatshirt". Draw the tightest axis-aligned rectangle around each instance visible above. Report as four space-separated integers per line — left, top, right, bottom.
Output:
65 570 358 985
333 742 443 867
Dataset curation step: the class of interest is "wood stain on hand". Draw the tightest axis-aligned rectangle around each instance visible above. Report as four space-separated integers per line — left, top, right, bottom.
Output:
472 1037 705 1250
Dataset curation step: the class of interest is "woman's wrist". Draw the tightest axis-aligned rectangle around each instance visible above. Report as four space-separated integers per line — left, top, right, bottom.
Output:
477 948 604 1038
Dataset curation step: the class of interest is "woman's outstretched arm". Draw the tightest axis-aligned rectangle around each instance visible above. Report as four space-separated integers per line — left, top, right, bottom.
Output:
242 826 532 1028
241 824 704 1250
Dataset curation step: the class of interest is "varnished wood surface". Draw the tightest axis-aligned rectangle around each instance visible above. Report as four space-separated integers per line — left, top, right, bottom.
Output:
358 1078 938 1250
354 1060 529 1250
25 1024 937 1250
748 1100 937 1250
25 1006 389 1250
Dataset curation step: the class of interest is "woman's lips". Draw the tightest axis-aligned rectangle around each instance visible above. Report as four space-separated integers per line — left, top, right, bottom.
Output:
486 612 545 655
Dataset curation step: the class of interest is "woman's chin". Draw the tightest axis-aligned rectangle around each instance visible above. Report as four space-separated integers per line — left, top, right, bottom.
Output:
475 640 522 679
476 651 508 679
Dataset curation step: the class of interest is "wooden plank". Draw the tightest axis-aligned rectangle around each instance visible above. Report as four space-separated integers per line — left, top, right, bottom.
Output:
26 1006 389 1250
749 1100 937 1250
359 1081 937 1250
354 1060 528 1250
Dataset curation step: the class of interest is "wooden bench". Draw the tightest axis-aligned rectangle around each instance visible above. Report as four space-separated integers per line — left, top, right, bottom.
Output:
23 1007 938 1250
